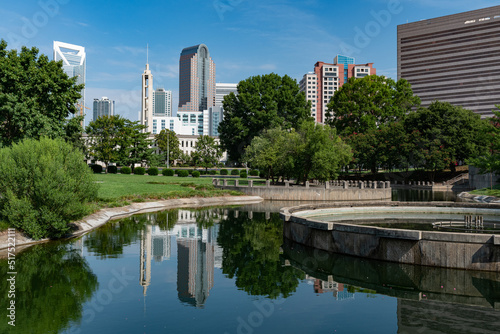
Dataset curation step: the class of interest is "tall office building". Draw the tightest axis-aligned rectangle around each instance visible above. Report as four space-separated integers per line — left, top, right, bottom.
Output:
92 97 114 120
152 88 172 117
398 6 500 117
300 55 376 123
53 41 86 117
215 83 237 106
178 44 216 113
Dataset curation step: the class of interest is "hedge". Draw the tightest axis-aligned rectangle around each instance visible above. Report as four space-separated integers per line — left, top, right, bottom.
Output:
134 167 146 175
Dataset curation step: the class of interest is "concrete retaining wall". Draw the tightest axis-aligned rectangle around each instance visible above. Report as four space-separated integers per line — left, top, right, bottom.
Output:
469 166 500 190
214 179 391 201
281 202 500 271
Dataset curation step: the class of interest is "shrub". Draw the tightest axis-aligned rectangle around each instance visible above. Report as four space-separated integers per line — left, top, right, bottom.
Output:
249 169 259 176
120 166 131 174
89 164 103 174
220 169 228 175
240 170 248 178
259 171 266 179
209 170 217 175
188 169 193 175
174 169 180 175
134 167 146 175
162 169 174 176
147 167 159 176
200 170 206 175
192 171 200 178
231 169 239 175
178 170 189 177
0 137 98 240
107 165 118 174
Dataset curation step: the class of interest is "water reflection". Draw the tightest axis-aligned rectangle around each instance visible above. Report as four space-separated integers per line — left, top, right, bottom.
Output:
282 239 500 333
392 188 462 202
0 242 98 334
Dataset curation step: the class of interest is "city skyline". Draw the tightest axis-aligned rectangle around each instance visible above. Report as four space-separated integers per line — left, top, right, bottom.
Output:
2 1 499 125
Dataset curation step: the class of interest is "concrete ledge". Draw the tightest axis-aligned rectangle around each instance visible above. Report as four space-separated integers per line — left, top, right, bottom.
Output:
282 201 500 271
0 196 263 254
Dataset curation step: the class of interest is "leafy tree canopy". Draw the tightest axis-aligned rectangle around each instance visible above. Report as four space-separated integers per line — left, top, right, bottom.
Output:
0 39 83 147
405 101 491 172
326 75 420 136
155 129 181 166
192 135 223 171
218 73 312 162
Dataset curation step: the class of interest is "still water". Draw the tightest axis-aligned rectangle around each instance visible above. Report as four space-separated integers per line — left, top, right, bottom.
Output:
1 204 499 333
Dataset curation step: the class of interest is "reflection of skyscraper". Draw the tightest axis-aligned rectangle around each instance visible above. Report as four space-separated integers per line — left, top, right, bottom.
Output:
140 225 152 296
152 225 170 262
176 223 215 308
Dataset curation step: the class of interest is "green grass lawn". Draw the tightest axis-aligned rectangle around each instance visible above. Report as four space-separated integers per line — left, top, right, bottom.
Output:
94 174 214 199
90 174 244 209
470 185 500 197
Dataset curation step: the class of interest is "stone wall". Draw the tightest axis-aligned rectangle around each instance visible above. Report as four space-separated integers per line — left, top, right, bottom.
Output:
469 166 500 190
214 179 392 201
281 202 500 272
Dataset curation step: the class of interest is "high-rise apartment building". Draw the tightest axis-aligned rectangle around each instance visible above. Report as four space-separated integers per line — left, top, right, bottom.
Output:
152 88 172 117
300 55 376 123
53 41 86 117
398 6 500 117
178 44 216 113
92 97 115 120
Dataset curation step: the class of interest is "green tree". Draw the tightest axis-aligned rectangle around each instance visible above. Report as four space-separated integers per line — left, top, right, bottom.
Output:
192 135 223 171
467 107 500 189
404 101 491 173
326 75 420 136
244 127 299 183
119 120 157 170
155 129 181 167
0 137 98 239
0 39 84 147
218 73 312 162
294 120 352 183
86 115 127 172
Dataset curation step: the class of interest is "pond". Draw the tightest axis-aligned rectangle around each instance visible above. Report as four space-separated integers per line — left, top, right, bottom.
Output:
1 204 499 333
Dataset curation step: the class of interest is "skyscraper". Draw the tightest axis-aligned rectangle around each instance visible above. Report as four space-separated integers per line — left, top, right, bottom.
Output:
53 41 86 117
92 97 115 120
152 88 172 117
178 44 216 113
398 6 500 117
300 55 376 123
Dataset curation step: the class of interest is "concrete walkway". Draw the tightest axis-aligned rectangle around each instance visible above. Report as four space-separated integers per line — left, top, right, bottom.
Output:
0 195 263 255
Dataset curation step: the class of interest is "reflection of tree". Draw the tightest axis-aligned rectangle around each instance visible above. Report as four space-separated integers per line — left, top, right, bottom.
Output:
0 242 98 334
193 207 223 229
84 210 179 258
84 215 149 258
217 211 304 298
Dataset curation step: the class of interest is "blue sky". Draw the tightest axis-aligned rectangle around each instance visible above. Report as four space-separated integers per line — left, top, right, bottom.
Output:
1 0 498 125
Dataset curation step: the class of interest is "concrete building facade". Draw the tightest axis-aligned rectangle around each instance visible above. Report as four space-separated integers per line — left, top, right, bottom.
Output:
397 6 500 118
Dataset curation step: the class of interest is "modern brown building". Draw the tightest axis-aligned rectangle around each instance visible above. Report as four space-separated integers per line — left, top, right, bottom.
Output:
397 6 500 118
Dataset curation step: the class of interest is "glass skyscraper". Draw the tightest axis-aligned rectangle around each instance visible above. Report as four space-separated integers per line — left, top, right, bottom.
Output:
92 97 115 120
178 44 216 113
153 88 172 117
53 41 86 114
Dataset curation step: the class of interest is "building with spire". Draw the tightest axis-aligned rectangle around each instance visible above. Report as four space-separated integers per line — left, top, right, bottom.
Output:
141 48 154 133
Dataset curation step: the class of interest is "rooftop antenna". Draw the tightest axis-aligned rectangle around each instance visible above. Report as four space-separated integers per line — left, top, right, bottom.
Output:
146 43 149 64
